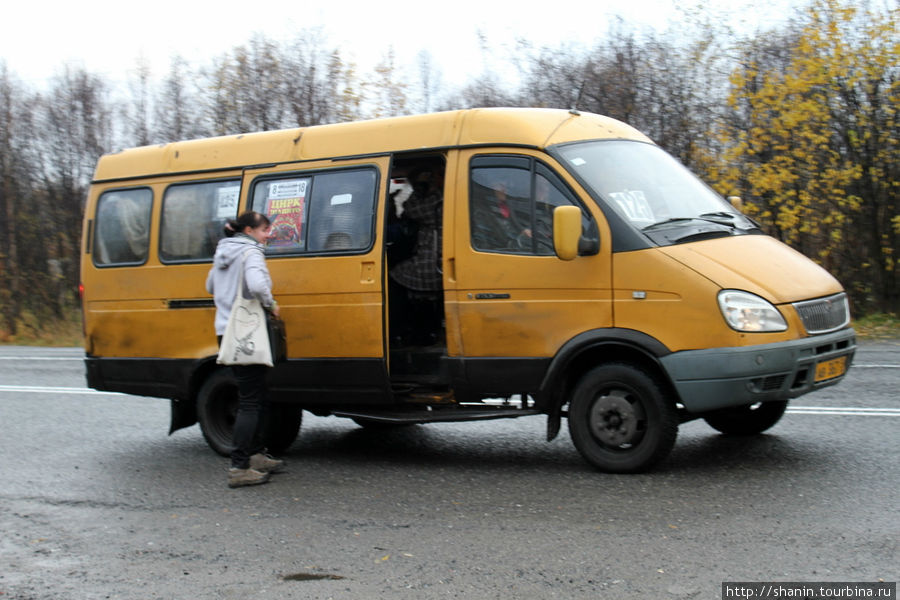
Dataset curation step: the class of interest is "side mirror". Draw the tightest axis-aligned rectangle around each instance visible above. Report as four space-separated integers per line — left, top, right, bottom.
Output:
728 196 743 212
553 205 582 261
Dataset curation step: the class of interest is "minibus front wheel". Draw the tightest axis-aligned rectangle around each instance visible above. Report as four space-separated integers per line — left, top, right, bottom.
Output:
567 363 678 473
702 400 788 435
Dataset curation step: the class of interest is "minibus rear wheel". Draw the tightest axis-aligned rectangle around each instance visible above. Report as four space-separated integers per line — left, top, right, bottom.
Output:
567 363 678 473
197 369 239 456
266 404 302 454
197 369 302 456
702 400 788 435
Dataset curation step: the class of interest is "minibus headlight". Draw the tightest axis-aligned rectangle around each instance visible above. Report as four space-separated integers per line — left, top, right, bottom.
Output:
717 290 787 332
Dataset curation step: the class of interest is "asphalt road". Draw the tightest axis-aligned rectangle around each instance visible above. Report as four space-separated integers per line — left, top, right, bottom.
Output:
0 341 897 599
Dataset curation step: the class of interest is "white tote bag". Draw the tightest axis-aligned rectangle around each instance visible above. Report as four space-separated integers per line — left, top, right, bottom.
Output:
217 252 273 367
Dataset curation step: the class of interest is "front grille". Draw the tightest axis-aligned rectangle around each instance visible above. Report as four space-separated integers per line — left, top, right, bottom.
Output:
793 293 850 334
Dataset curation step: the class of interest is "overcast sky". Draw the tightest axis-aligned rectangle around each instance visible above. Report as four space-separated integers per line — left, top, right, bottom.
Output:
2 0 806 90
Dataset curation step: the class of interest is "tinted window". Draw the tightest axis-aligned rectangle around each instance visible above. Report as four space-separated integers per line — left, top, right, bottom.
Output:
160 180 240 262
93 188 153 266
470 156 593 255
251 168 377 255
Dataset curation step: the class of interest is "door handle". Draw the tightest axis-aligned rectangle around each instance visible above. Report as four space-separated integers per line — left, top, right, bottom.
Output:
474 293 510 300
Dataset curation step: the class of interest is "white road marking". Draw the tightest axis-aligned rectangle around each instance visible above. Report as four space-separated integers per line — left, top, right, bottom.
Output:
0 385 127 396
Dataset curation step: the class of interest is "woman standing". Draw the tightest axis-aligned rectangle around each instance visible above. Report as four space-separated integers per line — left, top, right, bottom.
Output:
206 211 285 488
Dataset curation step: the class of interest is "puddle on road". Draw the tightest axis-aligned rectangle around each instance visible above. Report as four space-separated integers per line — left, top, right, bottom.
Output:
282 572 345 581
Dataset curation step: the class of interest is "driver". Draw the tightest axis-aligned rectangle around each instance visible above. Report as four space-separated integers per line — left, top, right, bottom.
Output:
472 178 532 251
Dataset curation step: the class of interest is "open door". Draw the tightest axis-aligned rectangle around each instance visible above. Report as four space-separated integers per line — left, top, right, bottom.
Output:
384 155 449 388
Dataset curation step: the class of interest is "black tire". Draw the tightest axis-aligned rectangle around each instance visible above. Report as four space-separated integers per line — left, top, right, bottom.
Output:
567 363 678 473
266 404 302 454
197 369 238 457
703 400 788 435
197 369 303 456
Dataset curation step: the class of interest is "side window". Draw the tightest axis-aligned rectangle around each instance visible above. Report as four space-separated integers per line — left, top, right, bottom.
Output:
251 168 377 255
160 180 240 262
470 156 594 255
93 188 153 266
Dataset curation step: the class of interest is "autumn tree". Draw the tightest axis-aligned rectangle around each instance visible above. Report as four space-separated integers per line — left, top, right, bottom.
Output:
368 47 410 118
203 35 287 135
39 66 114 316
0 63 34 334
329 52 365 123
155 55 206 142
416 50 442 114
721 0 899 313
125 55 153 147
282 30 342 126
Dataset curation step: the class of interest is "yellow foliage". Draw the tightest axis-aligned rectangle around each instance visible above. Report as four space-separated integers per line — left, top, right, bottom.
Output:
713 0 898 308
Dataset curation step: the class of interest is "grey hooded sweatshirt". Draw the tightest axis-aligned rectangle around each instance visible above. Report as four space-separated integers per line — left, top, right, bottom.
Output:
205 234 275 336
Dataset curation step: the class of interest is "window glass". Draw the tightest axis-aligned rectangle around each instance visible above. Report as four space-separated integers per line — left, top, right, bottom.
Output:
470 157 594 255
93 188 153 266
470 165 533 253
160 180 240 262
532 170 573 255
251 168 377 254
557 140 746 229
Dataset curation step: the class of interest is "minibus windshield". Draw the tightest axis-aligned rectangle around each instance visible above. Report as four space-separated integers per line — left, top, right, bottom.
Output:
557 140 759 245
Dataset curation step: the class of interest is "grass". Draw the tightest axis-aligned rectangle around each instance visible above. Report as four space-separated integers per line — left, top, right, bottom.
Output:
851 313 900 341
0 311 84 347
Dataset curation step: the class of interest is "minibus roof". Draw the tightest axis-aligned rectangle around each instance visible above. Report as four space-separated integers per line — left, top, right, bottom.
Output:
92 107 651 182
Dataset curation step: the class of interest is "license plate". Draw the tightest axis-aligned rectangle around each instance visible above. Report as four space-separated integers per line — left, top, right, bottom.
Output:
815 356 847 382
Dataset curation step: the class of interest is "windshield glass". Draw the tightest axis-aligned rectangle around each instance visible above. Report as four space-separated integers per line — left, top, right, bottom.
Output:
556 140 758 245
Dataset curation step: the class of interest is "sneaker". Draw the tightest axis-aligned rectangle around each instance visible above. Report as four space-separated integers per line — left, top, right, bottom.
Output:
228 467 270 488
249 453 285 474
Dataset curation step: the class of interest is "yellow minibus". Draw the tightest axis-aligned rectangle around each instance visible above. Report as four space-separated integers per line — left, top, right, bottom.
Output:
81 108 855 472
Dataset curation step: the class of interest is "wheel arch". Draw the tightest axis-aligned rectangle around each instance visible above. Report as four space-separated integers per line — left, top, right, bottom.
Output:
168 356 220 435
539 329 679 441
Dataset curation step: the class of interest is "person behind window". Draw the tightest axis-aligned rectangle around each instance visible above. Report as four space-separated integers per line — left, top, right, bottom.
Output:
473 177 533 251
389 168 444 346
205 211 285 488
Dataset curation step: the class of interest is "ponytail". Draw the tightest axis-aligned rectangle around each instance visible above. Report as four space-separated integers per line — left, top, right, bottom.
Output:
224 211 270 237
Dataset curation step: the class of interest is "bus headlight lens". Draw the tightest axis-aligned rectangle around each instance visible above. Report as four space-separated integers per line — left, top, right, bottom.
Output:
718 290 787 332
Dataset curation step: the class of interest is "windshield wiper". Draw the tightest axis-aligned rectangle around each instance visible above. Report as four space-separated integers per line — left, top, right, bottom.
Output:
642 212 757 233
698 211 739 221
700 211 763 230
642 216 731 232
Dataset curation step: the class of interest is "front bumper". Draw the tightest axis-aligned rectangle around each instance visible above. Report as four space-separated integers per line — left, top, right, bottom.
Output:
660 328 856 413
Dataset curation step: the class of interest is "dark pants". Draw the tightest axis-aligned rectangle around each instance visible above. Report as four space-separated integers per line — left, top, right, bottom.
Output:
230 363 270 469
389 278 442 346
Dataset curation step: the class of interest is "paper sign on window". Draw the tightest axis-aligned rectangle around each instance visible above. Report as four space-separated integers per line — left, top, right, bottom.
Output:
609 190 654 224
265 179 309 249
216 186 240 219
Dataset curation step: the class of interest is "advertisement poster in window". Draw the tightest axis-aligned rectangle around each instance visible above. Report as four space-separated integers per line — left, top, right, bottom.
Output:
265 179 309 251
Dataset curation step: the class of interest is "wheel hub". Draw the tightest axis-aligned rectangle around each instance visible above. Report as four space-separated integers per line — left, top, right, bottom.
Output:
589 391 642 446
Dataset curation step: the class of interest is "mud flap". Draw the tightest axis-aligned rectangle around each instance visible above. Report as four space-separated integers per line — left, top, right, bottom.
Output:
169 398 197 435
546 407 562 441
